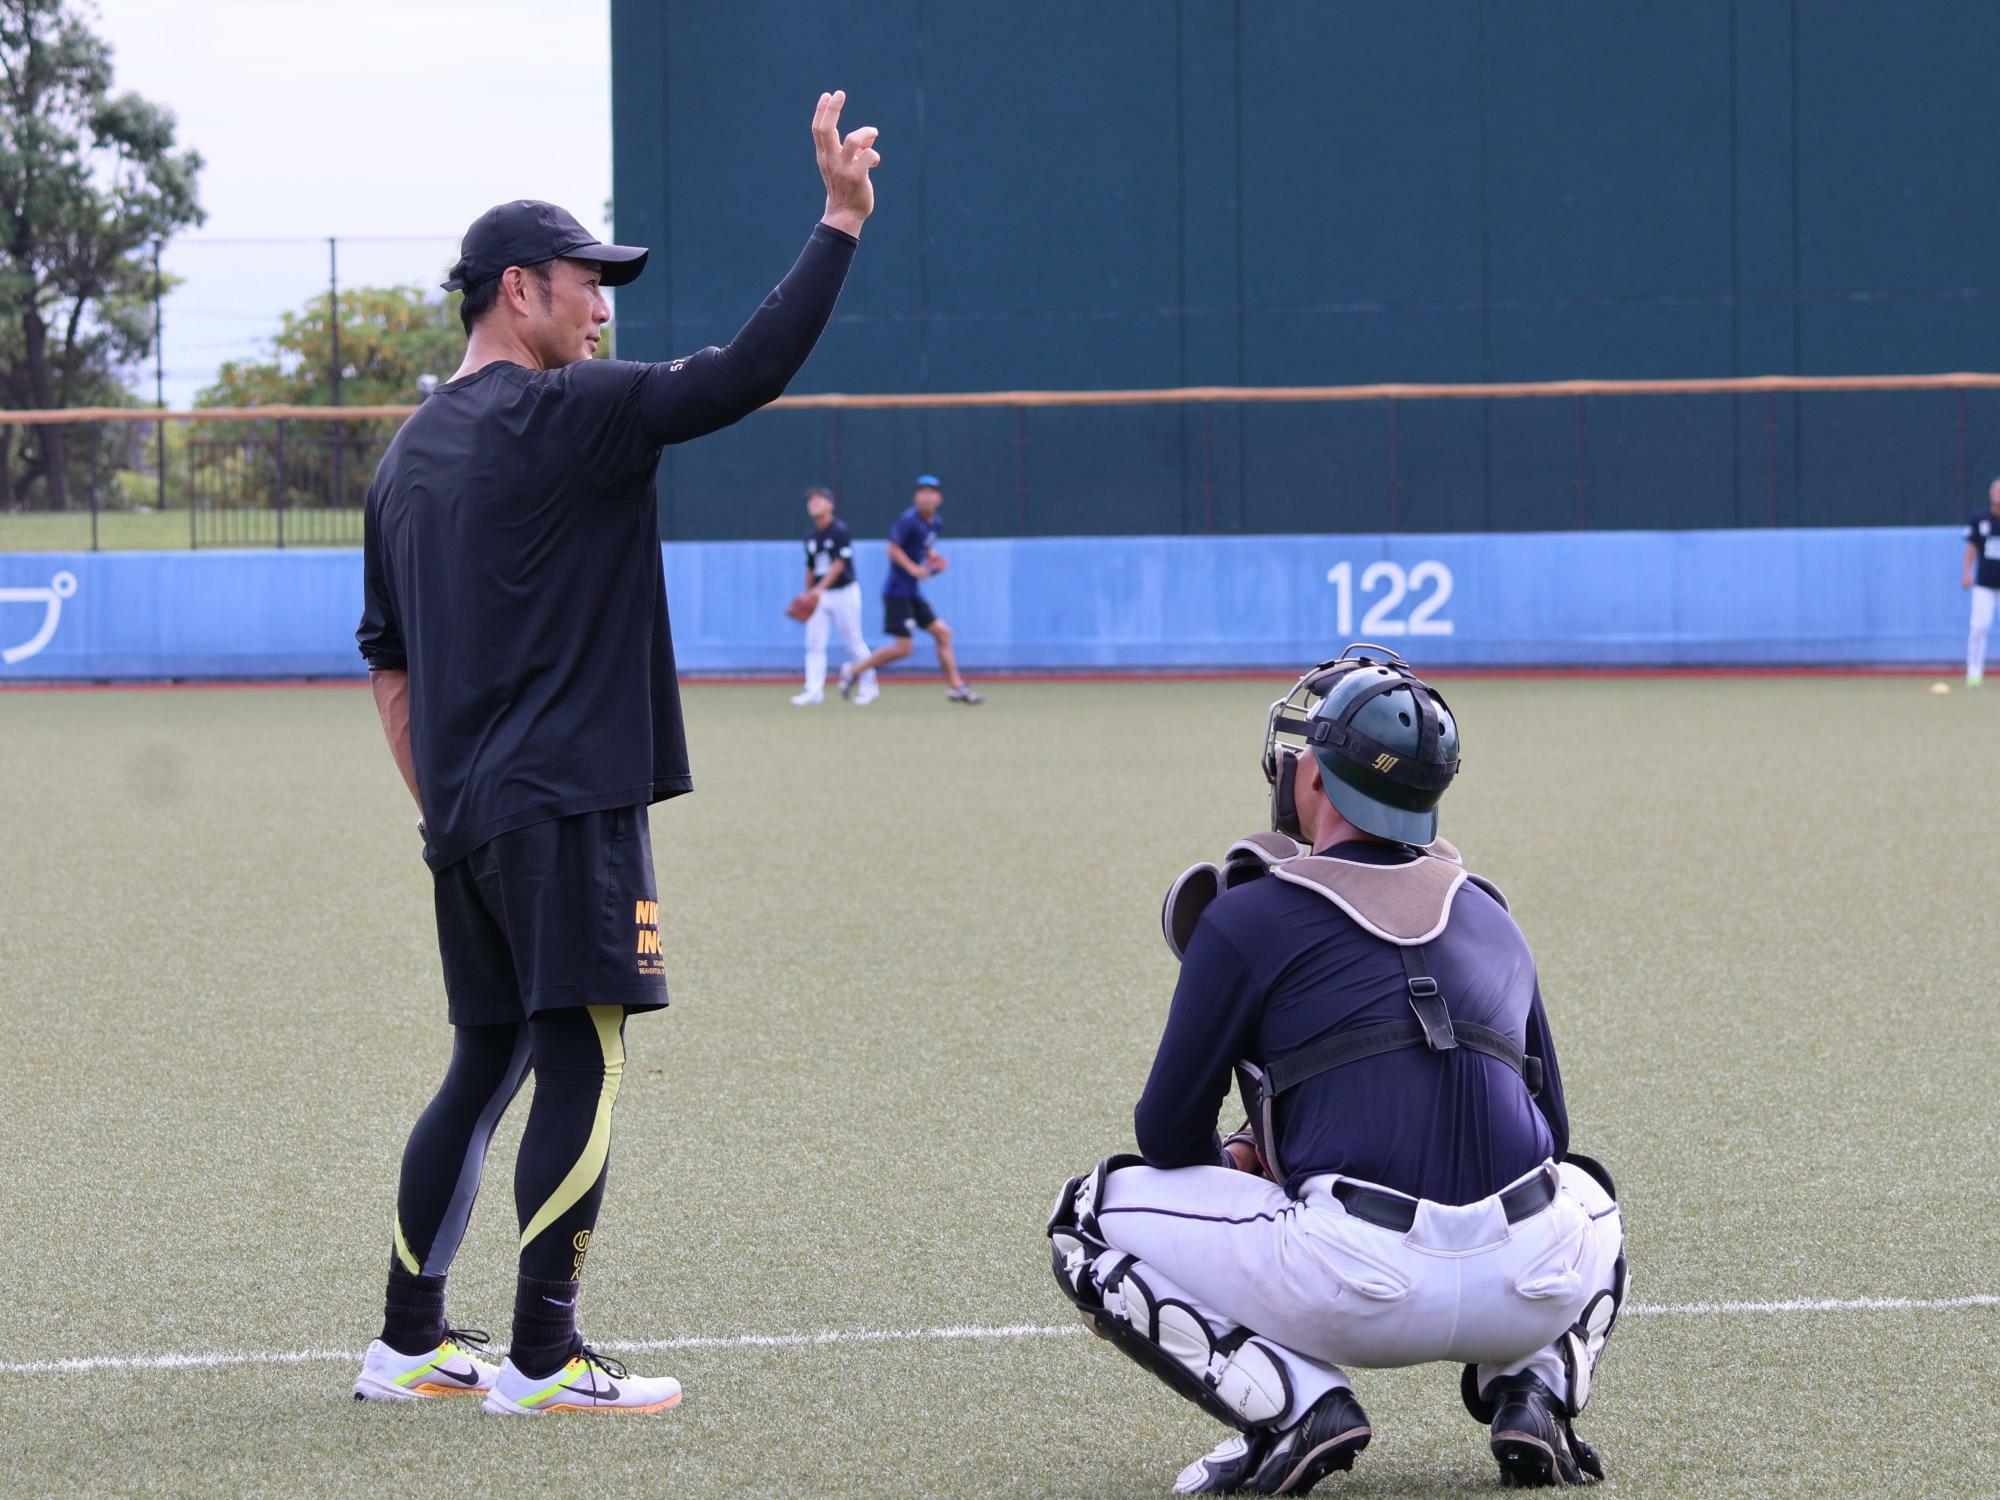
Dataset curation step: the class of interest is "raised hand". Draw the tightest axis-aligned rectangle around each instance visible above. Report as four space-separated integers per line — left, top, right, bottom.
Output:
814 90 879 237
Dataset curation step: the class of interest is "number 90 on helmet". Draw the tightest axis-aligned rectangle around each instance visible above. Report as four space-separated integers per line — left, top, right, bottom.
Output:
1262 644 1461 847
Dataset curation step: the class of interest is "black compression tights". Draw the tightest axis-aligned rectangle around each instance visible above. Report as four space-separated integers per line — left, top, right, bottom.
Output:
391 1005 628 1284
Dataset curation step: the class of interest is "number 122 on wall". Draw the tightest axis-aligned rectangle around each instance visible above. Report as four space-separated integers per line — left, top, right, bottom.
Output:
1325 560 1455 637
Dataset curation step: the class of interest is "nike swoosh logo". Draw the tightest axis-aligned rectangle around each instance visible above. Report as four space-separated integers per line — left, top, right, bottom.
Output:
430 1363 482 1386
542 1296 577 1308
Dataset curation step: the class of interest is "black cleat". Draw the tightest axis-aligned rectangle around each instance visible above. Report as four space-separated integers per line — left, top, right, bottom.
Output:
1176 1388 1371 1495
1488 1375 1602 1487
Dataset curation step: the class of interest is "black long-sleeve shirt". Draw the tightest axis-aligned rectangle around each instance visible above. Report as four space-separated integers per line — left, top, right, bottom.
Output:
358 222 857 868
1134 840 1569 1204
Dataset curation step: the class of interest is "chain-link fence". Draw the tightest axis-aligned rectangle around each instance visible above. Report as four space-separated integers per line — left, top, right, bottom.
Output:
0 234 458 530
156 234 462 410
0 409 396 551
5 375 1998 552
10 230 1998 546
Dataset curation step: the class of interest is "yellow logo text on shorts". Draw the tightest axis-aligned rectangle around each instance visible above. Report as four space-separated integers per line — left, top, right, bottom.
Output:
634 899 664 977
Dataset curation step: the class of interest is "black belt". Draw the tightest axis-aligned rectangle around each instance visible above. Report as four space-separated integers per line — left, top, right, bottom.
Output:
1331 1164 1558 1234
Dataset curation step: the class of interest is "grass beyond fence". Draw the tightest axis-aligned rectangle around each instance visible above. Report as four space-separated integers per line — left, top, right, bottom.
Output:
0 508 363 551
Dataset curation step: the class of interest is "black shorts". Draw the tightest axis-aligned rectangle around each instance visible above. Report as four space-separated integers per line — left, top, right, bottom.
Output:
431 805 670 1025
883 594 938 637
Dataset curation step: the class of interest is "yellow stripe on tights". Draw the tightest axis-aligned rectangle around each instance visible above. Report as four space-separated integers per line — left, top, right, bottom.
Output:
393 1217 421 1276
518 1005 625 1253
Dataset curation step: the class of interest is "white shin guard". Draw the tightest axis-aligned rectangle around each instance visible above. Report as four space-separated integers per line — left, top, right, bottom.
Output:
1558 1264 1625 1415
1048 1157 1346 1433
1097 1253 1296 1428
1470 1252 1627 1420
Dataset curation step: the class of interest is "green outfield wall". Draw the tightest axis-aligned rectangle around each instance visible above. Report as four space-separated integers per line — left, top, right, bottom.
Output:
610 1 2000 540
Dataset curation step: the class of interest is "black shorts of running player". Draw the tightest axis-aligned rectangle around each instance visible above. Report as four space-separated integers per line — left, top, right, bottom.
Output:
883 594 938 638
431 805 670 1024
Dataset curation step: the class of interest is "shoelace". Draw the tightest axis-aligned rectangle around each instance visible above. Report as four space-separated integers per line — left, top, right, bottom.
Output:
443 1325 491 1355
578 1344 630 1382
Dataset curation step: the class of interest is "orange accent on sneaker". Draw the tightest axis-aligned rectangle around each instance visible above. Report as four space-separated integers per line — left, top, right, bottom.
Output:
543 1391 683 1414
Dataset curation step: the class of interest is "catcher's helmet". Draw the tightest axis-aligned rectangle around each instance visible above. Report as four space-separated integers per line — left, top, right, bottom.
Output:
1262 644 1461 846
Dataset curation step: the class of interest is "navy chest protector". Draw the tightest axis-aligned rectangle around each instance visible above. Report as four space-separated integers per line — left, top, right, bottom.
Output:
1161 834 1543 1183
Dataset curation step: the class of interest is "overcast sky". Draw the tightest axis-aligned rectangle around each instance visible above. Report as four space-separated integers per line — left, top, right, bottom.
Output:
90 0 614 401
94 0 612 237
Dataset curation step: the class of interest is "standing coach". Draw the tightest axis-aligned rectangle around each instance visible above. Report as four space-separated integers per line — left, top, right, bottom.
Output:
352 92 878 1417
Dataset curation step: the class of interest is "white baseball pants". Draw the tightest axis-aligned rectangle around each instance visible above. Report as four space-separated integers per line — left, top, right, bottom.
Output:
1091 1159 1622 1422
803 585 873 696
1969 585 1995 680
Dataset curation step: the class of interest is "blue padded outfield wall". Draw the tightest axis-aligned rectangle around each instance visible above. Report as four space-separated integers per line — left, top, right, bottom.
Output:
0 529 1972 680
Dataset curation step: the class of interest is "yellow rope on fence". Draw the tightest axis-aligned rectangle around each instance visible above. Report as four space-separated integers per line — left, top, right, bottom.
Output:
7 371 2000 423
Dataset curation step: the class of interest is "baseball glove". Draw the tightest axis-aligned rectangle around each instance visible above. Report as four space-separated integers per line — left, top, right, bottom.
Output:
1222 1124 1272 1180
785 593 817 623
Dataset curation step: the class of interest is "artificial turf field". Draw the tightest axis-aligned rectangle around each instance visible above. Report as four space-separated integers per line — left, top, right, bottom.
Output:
0 675 1995 1498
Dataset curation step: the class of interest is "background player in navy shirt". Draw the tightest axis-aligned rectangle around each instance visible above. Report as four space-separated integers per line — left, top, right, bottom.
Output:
1049 650 1626 1493
840 475 983 703
1961 479 2000 685
791 486 877 705
352 91 877 1417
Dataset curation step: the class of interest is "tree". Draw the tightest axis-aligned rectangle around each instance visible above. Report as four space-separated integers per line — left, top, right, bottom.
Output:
195 284 615 512
195 285 462 511
199 284 463 409
0 0 203 509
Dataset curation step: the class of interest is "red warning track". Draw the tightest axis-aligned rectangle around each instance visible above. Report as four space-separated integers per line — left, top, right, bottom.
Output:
0 664 1956 693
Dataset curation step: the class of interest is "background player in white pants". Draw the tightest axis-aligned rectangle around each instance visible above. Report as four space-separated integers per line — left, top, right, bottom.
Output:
1049 650 1625 1493
1961 479 2000 686
793 487 877 705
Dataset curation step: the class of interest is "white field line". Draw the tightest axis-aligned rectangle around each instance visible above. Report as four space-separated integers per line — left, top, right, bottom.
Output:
1627 1293 1999 1317
1 1296 1992 1377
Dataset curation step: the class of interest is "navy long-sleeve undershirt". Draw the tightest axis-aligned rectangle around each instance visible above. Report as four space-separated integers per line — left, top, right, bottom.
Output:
1133 842 1569 1204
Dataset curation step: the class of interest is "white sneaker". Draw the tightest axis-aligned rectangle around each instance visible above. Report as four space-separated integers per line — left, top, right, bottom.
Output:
481 1347 682 1416
352 1332 498 1402
1969 671 1984 688
790 690 824 705
853 684 880 705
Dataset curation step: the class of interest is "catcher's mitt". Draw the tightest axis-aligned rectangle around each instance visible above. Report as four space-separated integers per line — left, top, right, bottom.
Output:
1222 1124 1272 1180
785 593 817 623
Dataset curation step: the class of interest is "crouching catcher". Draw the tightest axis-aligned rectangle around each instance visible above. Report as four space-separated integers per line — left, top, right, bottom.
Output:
1047 646 1627 1493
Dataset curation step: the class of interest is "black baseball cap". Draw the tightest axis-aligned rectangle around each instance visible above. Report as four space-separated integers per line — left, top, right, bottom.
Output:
441 200 649 292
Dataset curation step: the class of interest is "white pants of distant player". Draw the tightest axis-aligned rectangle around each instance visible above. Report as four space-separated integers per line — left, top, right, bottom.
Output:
1969 585 1996 685
1092 1159 1621 1422
801 585 876 702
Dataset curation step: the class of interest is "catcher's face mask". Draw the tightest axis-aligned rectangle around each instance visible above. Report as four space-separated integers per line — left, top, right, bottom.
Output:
1262 653 1371 840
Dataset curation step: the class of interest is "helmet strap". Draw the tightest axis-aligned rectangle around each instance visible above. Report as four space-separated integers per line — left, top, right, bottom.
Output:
1303 671 1460 793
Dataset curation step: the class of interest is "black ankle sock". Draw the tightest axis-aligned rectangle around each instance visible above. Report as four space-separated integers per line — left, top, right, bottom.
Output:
380 1265 448 1356
509 1273 583 1378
